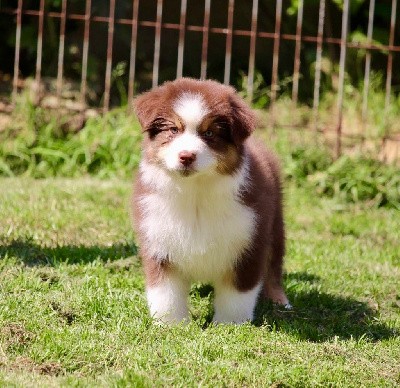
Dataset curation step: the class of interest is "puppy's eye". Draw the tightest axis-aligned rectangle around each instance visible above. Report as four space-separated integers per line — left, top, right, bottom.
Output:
203 130 214 138
170 127 179 134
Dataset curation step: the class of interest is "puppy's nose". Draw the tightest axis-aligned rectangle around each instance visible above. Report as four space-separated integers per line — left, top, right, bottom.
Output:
178 151 197 166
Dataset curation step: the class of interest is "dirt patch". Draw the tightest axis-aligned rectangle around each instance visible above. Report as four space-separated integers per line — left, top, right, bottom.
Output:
50 301 77 325
11 356 63 376
36 361 63 376
36 268 60 285
1 323 34 348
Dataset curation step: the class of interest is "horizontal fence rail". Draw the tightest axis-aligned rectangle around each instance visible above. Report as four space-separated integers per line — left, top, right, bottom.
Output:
0 0 399 160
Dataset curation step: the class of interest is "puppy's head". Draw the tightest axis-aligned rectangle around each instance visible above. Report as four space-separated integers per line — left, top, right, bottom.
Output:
134 78 256 177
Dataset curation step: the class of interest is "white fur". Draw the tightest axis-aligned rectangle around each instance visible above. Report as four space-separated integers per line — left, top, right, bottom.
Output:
159 132 216 173
138 159 256 282
139 97 259 322
157 93 214 174
213 282 262 324
173 93 209 131
146 274 190 323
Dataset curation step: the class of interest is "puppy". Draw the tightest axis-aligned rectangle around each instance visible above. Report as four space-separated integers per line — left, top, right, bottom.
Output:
132 78 289 324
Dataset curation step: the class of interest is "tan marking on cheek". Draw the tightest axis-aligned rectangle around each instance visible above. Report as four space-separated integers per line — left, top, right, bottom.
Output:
216 145 241 175
144 132 174 166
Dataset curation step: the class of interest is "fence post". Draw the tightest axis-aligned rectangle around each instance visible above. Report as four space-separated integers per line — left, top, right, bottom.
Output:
152 0 163 88
176 0 187 79
247 0 259 102
269 0 282 128
385 0 397 112
128 0 140 111
292 0 304 106
200 0 211 80
12 0 23 103
312 0 325 134
34 0 45 104
335 0 350 159
56 0 67 103
223 0 235 85
103 0 116 113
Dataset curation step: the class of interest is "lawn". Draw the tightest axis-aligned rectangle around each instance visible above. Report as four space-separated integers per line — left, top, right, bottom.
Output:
0 176 399 387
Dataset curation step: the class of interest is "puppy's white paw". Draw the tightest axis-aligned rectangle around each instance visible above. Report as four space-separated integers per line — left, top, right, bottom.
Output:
146 276 190 324
213 282 262 324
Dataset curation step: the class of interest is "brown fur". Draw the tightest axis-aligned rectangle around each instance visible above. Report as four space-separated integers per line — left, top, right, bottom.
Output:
235 138 288 303
132 78 288 305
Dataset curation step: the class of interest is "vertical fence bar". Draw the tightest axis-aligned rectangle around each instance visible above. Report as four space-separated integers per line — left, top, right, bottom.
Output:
361 0 375 131
312 0 325 133
104 0 116 113
12 0 23 102
269 0 282 127
56 0 68 101
224 0 235 85
270 0 282 106
128 0 140 109
152 0 163 87
81 0 91 106
35 0 45 93
200 0 211 79
247 0 258 101
385 0 397 111
335 0 350 159
292 0 303 105
176 0 187 79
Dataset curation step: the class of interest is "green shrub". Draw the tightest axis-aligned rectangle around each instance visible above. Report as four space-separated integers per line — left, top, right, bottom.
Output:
307 156 400 209
0 108 142 179
1 106 399 209
283 146 333 181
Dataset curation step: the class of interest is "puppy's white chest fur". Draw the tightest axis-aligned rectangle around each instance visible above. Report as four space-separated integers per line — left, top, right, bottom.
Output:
138 161 256 282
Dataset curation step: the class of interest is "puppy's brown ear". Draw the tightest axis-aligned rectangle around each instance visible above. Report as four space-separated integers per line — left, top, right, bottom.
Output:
229 92 257 145
133 89 163 131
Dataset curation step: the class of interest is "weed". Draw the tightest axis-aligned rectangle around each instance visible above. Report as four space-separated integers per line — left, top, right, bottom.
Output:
1 101 399 208
0 177 399 386
308 156 400 209
0 107 142 178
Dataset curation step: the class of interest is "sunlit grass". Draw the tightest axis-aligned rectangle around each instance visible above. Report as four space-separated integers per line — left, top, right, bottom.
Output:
0 178 399 386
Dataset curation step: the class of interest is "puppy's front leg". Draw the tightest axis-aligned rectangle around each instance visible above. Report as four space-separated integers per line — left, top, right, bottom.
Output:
213 282 262 324
146 271 190 324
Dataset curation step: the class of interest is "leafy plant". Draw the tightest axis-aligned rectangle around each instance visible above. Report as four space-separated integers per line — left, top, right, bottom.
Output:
308 156 400 209
0 108 142 179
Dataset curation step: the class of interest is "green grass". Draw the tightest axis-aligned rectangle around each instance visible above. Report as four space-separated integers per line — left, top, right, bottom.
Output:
1 108 399 209
0 177 399 387
0 107 142 178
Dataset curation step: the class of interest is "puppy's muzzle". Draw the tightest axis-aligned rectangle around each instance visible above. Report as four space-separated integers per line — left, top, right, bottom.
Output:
178 151 197 167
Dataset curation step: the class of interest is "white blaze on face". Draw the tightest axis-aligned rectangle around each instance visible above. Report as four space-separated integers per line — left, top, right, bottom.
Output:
158 93 217 174
173 93 209 131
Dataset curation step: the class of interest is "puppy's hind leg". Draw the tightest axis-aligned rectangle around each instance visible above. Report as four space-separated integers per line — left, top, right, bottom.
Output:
262 208 291 309
213 282 262 324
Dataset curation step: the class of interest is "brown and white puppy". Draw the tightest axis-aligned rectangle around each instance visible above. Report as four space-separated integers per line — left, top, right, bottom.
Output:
133 78 290 324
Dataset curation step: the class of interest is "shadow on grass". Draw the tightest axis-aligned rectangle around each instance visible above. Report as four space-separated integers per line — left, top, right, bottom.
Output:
1 240 397 342
0 238 138 266
252 271 398 342
191 275 398 342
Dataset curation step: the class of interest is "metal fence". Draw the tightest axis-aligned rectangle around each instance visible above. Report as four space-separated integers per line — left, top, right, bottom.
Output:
1 0 399 158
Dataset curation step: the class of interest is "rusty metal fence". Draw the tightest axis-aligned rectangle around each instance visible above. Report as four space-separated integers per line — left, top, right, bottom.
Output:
1 0 399 158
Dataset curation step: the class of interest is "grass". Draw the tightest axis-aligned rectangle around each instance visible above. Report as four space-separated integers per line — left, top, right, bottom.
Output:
0 103 399 386
0 106 142 178
0 176 399 387
1 107 399 209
